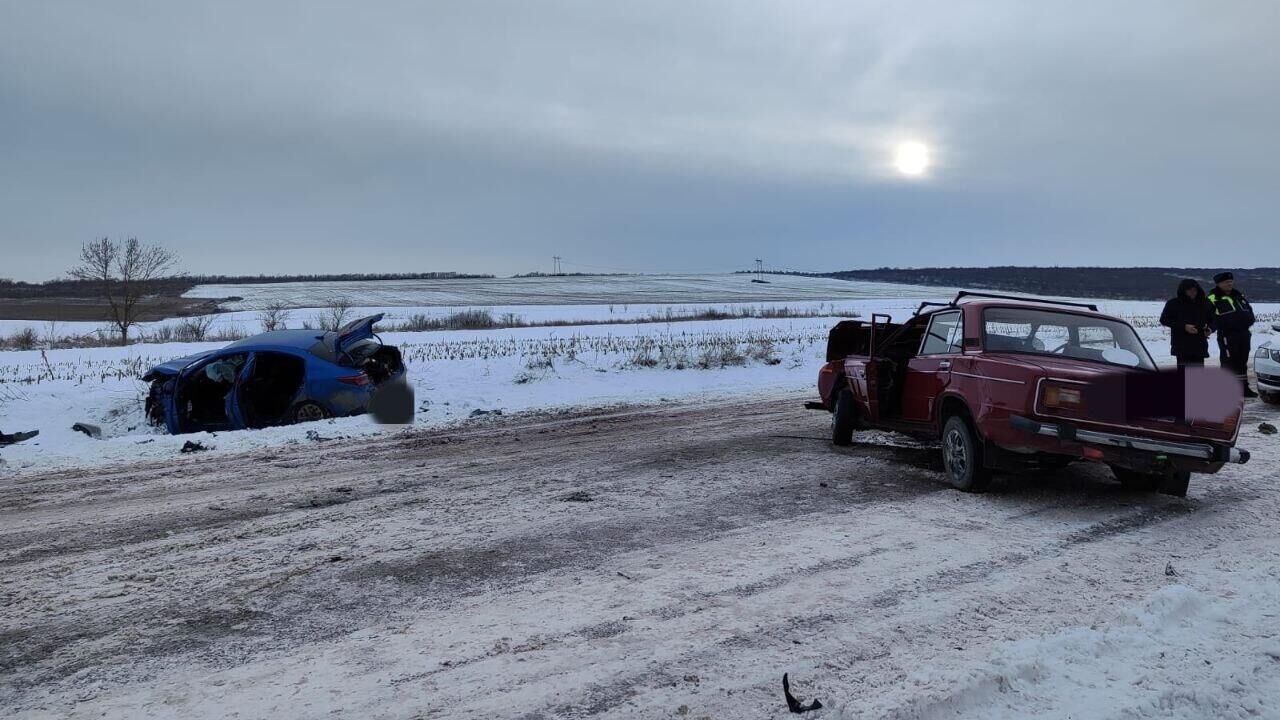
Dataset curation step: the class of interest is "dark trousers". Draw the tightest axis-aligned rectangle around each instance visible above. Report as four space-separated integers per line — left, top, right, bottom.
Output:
1175 356 1204 368
1218 333 1252 388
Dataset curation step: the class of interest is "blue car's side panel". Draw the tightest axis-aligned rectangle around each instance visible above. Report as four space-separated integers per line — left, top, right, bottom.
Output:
300 354 373 417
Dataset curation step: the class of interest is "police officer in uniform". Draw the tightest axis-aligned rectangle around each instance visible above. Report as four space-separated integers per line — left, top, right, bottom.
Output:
1207 271 1257 397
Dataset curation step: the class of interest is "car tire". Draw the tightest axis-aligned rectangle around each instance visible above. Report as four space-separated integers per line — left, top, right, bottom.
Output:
1110 465 1161 492
1158 470 1192 498
1261 391 1280 405
290 401 330 425
832 387 855 447
941 415 990 492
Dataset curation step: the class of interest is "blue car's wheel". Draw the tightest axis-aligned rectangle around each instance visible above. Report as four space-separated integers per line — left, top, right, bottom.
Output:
290 401 330 424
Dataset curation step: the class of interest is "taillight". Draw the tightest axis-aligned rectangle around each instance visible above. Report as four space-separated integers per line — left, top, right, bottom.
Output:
1042 384 1085 410
338 374 371 386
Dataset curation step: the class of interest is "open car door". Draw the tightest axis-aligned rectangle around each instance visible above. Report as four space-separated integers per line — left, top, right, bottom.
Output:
171 352 249 434
860 313 899 423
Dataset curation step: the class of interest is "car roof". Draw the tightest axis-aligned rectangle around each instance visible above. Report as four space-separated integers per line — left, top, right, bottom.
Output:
957 300 1120 322
224 329 327 351
144 330 332 380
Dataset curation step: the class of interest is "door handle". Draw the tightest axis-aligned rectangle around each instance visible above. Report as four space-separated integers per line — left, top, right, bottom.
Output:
938 361 952 370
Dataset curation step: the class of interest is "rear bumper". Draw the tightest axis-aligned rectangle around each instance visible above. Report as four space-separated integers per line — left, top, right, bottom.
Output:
1009 415 1250 465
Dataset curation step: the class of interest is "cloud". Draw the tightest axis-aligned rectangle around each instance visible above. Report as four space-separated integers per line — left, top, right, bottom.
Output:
1 1 1277 279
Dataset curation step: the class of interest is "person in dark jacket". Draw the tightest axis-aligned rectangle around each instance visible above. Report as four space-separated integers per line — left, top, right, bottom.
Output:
1207 271 1257 397
1159 278 1213 367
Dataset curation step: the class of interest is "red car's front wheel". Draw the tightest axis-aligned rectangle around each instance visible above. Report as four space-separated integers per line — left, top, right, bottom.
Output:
831 388 855 446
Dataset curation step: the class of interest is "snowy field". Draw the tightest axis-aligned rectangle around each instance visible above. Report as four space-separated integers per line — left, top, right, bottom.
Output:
181 274 955 309
1 295 1277 476
0 275 951 340
4 280 1280 719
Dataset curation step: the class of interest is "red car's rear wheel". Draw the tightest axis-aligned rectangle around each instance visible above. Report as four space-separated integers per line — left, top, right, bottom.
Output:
942 415 990 492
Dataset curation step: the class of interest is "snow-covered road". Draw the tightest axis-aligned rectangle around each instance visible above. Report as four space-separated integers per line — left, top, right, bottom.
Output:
3 397 1278 719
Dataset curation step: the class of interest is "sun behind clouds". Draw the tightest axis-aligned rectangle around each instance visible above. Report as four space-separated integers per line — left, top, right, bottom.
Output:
893 141 931 177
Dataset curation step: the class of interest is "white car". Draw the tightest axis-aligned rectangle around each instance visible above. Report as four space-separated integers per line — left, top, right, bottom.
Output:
1256 324 1280 404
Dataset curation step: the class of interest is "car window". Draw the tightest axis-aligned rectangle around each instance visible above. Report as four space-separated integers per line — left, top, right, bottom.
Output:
982 307 1155 370
1078 325 1119 349
920 311 963 355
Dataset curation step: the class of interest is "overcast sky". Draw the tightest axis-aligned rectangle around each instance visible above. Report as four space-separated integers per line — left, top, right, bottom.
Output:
2 1 1277 281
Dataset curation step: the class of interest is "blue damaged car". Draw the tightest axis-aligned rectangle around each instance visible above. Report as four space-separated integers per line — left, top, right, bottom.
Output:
142 314 406 434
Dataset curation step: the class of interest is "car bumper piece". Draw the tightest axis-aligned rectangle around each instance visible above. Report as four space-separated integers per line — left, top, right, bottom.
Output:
1009 415 1250 464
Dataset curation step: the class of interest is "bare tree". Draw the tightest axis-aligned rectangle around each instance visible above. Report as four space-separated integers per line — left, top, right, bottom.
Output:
69 238 177 345
258 300 292 332
313 297 352 332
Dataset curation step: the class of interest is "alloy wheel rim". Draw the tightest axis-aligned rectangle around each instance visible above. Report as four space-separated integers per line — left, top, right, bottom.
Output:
946 429 967 479
298 405 324 421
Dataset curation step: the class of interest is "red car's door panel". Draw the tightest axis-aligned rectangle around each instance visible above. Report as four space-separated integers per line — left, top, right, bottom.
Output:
900 357 952 423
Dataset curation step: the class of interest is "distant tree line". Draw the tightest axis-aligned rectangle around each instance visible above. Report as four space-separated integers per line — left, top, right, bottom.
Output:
787 266 1280 302
0 271 494 299
511 272 631 278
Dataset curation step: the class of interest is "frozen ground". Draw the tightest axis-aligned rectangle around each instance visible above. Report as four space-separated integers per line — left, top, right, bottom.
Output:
2 399 1278 719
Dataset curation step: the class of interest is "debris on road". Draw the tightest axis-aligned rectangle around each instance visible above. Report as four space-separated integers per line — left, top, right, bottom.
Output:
71 422 101 439
0 429 39 446
1165 561 1180 577
782 673 823 714
560 490 593 502
180 441 210 454
1260 423 1277 436
470 408 504 417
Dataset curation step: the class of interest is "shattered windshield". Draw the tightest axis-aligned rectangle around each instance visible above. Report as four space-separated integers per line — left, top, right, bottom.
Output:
982 307 1156 371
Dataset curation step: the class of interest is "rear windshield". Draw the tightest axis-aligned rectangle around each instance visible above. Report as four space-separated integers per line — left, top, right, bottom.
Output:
982 307 1155 370
308 333 338 363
